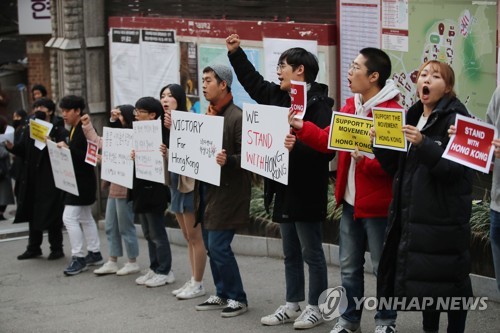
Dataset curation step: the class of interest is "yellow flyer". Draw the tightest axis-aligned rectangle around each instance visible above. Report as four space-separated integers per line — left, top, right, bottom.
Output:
327 112 373 156
372 107 407 151
29 118 53 150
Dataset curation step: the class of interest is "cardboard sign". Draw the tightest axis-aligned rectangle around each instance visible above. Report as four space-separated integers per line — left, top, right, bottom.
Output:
290 80 307 119
30 118 53 150
241 103 290 185
46 140 79 196
443 114 497 173
328 112 374 157
101 127 134 189
168 111 223 186
372 107 407 151
133 118 165 184
85 140 99 166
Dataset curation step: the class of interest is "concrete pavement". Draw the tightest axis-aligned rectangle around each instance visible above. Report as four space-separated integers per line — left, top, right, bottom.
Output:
0 218 499 333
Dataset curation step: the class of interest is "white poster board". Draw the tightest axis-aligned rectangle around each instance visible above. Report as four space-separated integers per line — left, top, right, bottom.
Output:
101 127 134 189
18 0 51 35
133 119 165 184
241 103 290 185
263 38 318 85
47 140 79 196
168 111 223 186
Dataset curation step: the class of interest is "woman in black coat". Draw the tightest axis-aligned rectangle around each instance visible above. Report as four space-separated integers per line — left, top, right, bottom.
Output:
372 60 473 333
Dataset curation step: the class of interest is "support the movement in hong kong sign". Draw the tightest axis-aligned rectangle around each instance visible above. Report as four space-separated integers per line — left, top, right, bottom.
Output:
372 107 407 152
443 114 497 173
328 112 374 158
241 103 289 185
168 111 223 186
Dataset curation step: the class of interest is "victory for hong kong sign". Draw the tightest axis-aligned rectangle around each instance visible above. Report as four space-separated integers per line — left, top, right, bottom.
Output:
442 114 497 173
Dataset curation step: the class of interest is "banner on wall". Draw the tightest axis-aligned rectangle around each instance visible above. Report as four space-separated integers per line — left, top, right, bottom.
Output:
180 41 200 113
110 28 179 106
263 38 318 85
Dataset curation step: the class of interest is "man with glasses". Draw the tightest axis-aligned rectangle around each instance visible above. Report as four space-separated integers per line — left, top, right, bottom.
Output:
287 48 401 333
8 98 68 261
57 95 103 275
226 34 334 330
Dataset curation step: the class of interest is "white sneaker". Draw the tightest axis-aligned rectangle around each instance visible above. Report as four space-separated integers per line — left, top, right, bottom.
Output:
135 269 155 285
145 271 175 288
293 305 324 329
330 322 362 333
261 305 301 326
116 262 140 276
172 280 192 296
93 261 119 275
176 283 206 300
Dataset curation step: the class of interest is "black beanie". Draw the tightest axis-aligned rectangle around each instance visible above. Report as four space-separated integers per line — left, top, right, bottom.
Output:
135 97 163 119
160 84 187 112
118 104 134 128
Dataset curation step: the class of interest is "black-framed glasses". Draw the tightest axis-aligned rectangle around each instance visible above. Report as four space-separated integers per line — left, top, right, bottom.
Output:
276 63 294 72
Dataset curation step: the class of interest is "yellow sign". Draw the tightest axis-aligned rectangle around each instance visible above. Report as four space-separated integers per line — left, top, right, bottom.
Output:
328 112 373 154
372 108 407 151
29 119 50 143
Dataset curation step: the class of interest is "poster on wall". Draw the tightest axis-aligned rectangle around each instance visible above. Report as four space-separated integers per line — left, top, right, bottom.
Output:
339 0 381 106
110 28 179 107
141 30 180 98
198 45 261 114
110 29 142 107
263 38 318 85
180 41 200 113
387 1 497 119
381 0 409 52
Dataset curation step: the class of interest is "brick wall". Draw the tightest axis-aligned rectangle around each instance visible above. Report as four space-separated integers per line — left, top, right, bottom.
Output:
26 35 51 103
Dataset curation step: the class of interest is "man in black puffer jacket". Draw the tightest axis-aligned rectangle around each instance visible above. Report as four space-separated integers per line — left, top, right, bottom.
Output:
227 34 334 329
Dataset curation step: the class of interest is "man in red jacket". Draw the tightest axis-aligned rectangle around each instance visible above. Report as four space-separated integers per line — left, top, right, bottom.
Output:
287 48 401 333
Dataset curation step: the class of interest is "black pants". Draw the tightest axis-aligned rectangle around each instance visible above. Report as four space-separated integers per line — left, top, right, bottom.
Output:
27 223 63 253
422 310 468 333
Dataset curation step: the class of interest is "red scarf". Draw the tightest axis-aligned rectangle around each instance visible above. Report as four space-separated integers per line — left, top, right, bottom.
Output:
206 92 233 116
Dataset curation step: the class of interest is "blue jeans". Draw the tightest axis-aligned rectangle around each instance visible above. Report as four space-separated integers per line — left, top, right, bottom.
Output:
280 221 327 306
137 212 172 274
202 228 247 304
490 209 500 291
338 203 397 329
105 198 139 259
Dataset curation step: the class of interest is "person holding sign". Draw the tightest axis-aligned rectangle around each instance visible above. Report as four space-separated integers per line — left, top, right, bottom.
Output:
81 106 141 276
371 60 472 333
8 98 68 261
288 48 400 333
227 35 333 329
194 65 251 318
57 96 103 276
131 97 174 288
161 83 207 300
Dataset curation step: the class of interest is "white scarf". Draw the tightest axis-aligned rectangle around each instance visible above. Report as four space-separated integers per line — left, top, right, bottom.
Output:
354 79 400 117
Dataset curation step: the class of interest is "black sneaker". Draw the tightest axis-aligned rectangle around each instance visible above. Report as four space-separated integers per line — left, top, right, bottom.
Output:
221 299 248 318
17 250 42 260
64 257 88 276
47 251 65 260
84 251 103 266
195 295 228 311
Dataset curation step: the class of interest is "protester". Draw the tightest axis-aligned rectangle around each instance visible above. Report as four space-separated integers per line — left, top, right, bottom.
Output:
370 60 473 333
287 48 400 333
194 65 251 318
31 84 47 101
131 97 175 288
226 34 333 329
0 116 14 220
57 95 103 275
10 109 27 200
81 105 141 276
161 84 207 299
9 99 67 259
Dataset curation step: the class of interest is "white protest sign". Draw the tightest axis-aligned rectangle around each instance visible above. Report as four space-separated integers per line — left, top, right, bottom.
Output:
0 125 14 143
168 111 223 186
241 103 289 185
101 127 134 189
133 118 165 184
47 140 79 196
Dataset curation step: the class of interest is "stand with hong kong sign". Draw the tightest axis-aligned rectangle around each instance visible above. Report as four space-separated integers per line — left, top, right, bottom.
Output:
442 114 497 173
241 103 289 185
290 80 307 119
327 112 374 158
